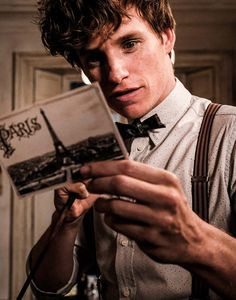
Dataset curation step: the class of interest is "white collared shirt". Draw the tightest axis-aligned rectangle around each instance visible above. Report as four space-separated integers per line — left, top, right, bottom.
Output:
93 79 236 300
31 78 236 299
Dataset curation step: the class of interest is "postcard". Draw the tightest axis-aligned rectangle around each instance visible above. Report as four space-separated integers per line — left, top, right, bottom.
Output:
0 83 128 198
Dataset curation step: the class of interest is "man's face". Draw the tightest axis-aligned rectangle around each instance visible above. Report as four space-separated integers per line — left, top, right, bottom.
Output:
79 8 175 119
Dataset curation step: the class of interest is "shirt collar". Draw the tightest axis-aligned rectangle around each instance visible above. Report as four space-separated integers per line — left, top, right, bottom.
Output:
139 78 192 146
140 78 192 124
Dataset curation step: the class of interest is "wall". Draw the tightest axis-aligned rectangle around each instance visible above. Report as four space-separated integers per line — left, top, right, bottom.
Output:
0 2 45 299
0 1 236 299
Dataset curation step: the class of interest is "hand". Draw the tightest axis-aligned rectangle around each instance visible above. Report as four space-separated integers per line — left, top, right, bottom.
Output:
54 181 98 223
80 160 206 265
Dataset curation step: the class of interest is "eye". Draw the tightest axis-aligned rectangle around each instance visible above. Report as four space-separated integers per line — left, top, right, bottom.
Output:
86 56 100 67
85 53 104 68
122 39 139 51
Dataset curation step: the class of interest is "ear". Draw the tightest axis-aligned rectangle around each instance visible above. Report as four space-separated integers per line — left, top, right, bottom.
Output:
161 28 176 54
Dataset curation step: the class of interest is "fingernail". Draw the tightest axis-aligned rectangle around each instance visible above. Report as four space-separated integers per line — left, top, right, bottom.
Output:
80 165 90 178
77 182 89 198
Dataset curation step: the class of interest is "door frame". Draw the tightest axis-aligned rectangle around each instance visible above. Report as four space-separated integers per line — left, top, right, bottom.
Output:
175 51 234 105
11 49 234 299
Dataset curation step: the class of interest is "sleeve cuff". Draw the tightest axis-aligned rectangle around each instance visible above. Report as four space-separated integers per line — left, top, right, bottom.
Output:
26 246 79 297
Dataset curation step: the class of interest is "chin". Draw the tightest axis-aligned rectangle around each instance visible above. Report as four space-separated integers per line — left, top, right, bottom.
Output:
116 108 137 119
125 108 150 120
113 104 149 120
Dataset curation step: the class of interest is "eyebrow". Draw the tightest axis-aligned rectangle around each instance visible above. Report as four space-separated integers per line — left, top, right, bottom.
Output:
79 48 100 57
80 31 142 55
117 32 141 43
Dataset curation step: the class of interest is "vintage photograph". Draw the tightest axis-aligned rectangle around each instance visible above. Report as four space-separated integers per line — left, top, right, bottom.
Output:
0 83 127 197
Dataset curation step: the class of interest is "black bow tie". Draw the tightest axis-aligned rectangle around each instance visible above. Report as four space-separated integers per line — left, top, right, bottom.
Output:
116 114 165 139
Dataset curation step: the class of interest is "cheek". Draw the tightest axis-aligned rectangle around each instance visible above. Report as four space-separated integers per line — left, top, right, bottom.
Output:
134 47 164 80
82 65 102 83
146 57 167 89
86 71 99 83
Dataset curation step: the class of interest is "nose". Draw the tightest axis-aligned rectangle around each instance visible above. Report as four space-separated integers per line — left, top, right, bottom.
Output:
107 54 129 84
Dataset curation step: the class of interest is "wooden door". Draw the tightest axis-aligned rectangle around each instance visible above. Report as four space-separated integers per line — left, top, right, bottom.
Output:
176 67 215 100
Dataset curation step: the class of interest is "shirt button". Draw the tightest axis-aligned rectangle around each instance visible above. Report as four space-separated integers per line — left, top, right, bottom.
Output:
122 287 130 297
120 239 129 247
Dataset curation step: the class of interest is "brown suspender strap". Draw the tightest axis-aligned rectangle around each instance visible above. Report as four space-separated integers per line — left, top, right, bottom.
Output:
190 103 222 300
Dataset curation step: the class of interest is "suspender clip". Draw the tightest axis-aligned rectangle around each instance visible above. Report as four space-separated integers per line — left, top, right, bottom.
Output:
191 175 209 183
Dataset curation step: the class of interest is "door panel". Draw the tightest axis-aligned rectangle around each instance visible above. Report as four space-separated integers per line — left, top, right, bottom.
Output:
35 70 62 102
187 68 214 100
33 70 63 243
176 67 215 100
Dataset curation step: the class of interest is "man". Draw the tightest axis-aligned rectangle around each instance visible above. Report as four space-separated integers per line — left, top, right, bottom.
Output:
29 0 236 299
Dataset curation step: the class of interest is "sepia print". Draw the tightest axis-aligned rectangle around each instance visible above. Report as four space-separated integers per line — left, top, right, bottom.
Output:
0 83 127 197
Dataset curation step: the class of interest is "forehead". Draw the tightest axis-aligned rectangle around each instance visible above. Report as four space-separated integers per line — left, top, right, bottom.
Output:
84 7 155 50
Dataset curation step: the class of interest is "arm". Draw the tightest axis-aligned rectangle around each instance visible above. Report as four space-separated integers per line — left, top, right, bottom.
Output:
80 159 236 300
29 182 97 294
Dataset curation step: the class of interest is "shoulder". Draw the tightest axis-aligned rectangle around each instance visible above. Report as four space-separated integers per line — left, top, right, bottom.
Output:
190 95 236 123
190 95 211 117
214 104 236 130
189 97 236 145
216 104 236 117
209 104 236 151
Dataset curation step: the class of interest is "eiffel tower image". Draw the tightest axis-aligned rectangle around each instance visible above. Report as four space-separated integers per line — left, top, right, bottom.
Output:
40 108 75 168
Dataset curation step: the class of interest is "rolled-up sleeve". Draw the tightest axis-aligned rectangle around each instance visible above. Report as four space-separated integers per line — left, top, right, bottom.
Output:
26 243 79 297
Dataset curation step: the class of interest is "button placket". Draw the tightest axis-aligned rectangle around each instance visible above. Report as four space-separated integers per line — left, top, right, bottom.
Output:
120 238 129 247
122 287 130 297
115 234 136 299
129 137 147 160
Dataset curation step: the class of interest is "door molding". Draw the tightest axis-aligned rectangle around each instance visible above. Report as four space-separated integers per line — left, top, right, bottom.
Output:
175 51 234 105
11 49 235 298
12 52 74 299
14 52 74 108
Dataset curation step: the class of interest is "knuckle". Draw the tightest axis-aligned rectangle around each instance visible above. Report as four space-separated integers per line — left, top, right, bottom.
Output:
168 172 180 187
54 188 66 201
119 160 135 174
143 228 157 245
163 215 176 230
109 201 119 214
110 175 127 193
168 187 180 202
160 187 180 213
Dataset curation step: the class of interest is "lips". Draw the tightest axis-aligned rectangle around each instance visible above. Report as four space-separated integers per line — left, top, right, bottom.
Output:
109 87 142 102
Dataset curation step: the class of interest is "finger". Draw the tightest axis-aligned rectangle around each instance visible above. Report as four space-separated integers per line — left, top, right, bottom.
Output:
104 213 156 244
54 181 97 221
66 193 98 219
104 213 187 264
64 181 89 198
54 182 89 205
57 193 99 222
104 212 185 249
88 175 185 208
95 197 152 223
104 213 199 264
80 160 180 187
95 197 176 229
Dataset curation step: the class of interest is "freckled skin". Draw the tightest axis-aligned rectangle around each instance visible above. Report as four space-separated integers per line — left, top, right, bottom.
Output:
30 6 236 300
80 8 176 119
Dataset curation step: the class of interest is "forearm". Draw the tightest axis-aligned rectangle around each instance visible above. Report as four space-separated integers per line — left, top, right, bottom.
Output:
183 222 236 299
29 212 80 293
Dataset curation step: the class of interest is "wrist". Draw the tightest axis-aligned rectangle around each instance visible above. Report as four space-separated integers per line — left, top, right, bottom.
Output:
51 211 82 230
